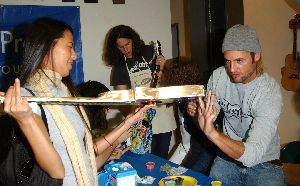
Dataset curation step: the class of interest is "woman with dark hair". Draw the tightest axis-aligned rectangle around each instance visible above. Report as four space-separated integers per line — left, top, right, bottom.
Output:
103 25 146 68
77 80 110 131
102 25 176 159
77 80 133 166
1 18 150 186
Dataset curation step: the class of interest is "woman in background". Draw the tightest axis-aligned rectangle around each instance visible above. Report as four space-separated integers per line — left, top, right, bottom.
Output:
102 25 176 159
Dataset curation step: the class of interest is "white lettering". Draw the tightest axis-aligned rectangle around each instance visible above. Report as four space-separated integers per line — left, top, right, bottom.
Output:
0 65 21 75
1 31 13 53
130 64 139 73
139 61 148 68
2 65 10 74
14 38 23 53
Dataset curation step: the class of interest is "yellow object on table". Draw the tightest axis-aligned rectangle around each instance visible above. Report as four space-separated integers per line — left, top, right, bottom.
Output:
211 180 222 186
158 175 197 186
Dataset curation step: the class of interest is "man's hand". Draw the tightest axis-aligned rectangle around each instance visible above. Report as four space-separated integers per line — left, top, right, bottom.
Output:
198 90 218 137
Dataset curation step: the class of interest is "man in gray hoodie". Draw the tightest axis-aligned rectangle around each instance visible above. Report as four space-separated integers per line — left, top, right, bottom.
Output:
187 24 285 186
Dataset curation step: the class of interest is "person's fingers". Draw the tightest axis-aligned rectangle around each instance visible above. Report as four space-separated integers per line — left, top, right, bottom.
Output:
110 150 122 159
198 97 205 110
137 104 153 118
122 146 131 153
134 104 150 114
187 100 198 116
3 86 13 113
114 148 123 153
142 103 154 111
188 101 196 108
208 92 216 115
127 127 133 133
212 105 217 115
125 104 155 126
156 56 165 67
10 83 16 108
204 90 212 114
14 78 22 105
198 99 205 115
187 101 196 110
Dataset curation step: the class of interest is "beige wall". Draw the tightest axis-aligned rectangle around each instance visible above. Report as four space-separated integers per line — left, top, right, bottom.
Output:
170 0 186 56
0 0 172 90
244 0 300 144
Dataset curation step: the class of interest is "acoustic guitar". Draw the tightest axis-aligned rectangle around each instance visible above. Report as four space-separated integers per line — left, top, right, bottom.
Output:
281 14 300 92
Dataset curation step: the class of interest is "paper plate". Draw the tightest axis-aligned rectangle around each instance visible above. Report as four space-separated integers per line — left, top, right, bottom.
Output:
158 175 197 186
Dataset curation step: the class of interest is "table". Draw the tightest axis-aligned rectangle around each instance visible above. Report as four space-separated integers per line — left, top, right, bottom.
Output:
99 151 228 186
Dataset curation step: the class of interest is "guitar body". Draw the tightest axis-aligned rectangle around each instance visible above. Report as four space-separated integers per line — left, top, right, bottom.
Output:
281 54 300 92
281 15 300 92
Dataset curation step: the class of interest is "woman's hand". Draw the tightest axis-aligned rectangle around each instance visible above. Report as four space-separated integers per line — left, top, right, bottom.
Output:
108 146 131 160
3 78 34 123
156 55 165 71
156 55 165 78
187 99 198 118
124 104 153 127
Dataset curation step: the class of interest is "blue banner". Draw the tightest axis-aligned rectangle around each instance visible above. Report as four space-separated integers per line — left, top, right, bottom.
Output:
0 5 84 91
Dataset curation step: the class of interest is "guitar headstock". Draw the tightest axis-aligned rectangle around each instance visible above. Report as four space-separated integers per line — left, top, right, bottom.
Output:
154 40 162 56
149 40 162 56
289 14 300 29
295 14 300 23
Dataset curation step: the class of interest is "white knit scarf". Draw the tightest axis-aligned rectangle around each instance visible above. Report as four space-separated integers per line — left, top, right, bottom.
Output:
27 69 97 186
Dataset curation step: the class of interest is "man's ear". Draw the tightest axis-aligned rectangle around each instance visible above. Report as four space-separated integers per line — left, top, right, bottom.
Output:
254 53 261 62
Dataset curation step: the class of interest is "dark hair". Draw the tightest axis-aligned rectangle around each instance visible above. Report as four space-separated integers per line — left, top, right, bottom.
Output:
160 57 206 134
19 17 73 86
102 25 145 66
77 81 110 130
160 57 204 87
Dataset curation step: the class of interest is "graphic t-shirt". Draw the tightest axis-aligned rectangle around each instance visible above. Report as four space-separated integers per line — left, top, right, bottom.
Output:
111 45 156 88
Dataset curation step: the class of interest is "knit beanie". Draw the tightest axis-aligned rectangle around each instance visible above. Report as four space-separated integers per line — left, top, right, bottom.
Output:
222 24 261 53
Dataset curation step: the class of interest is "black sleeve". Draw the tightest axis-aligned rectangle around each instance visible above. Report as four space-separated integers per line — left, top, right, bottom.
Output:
111 64 131 87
